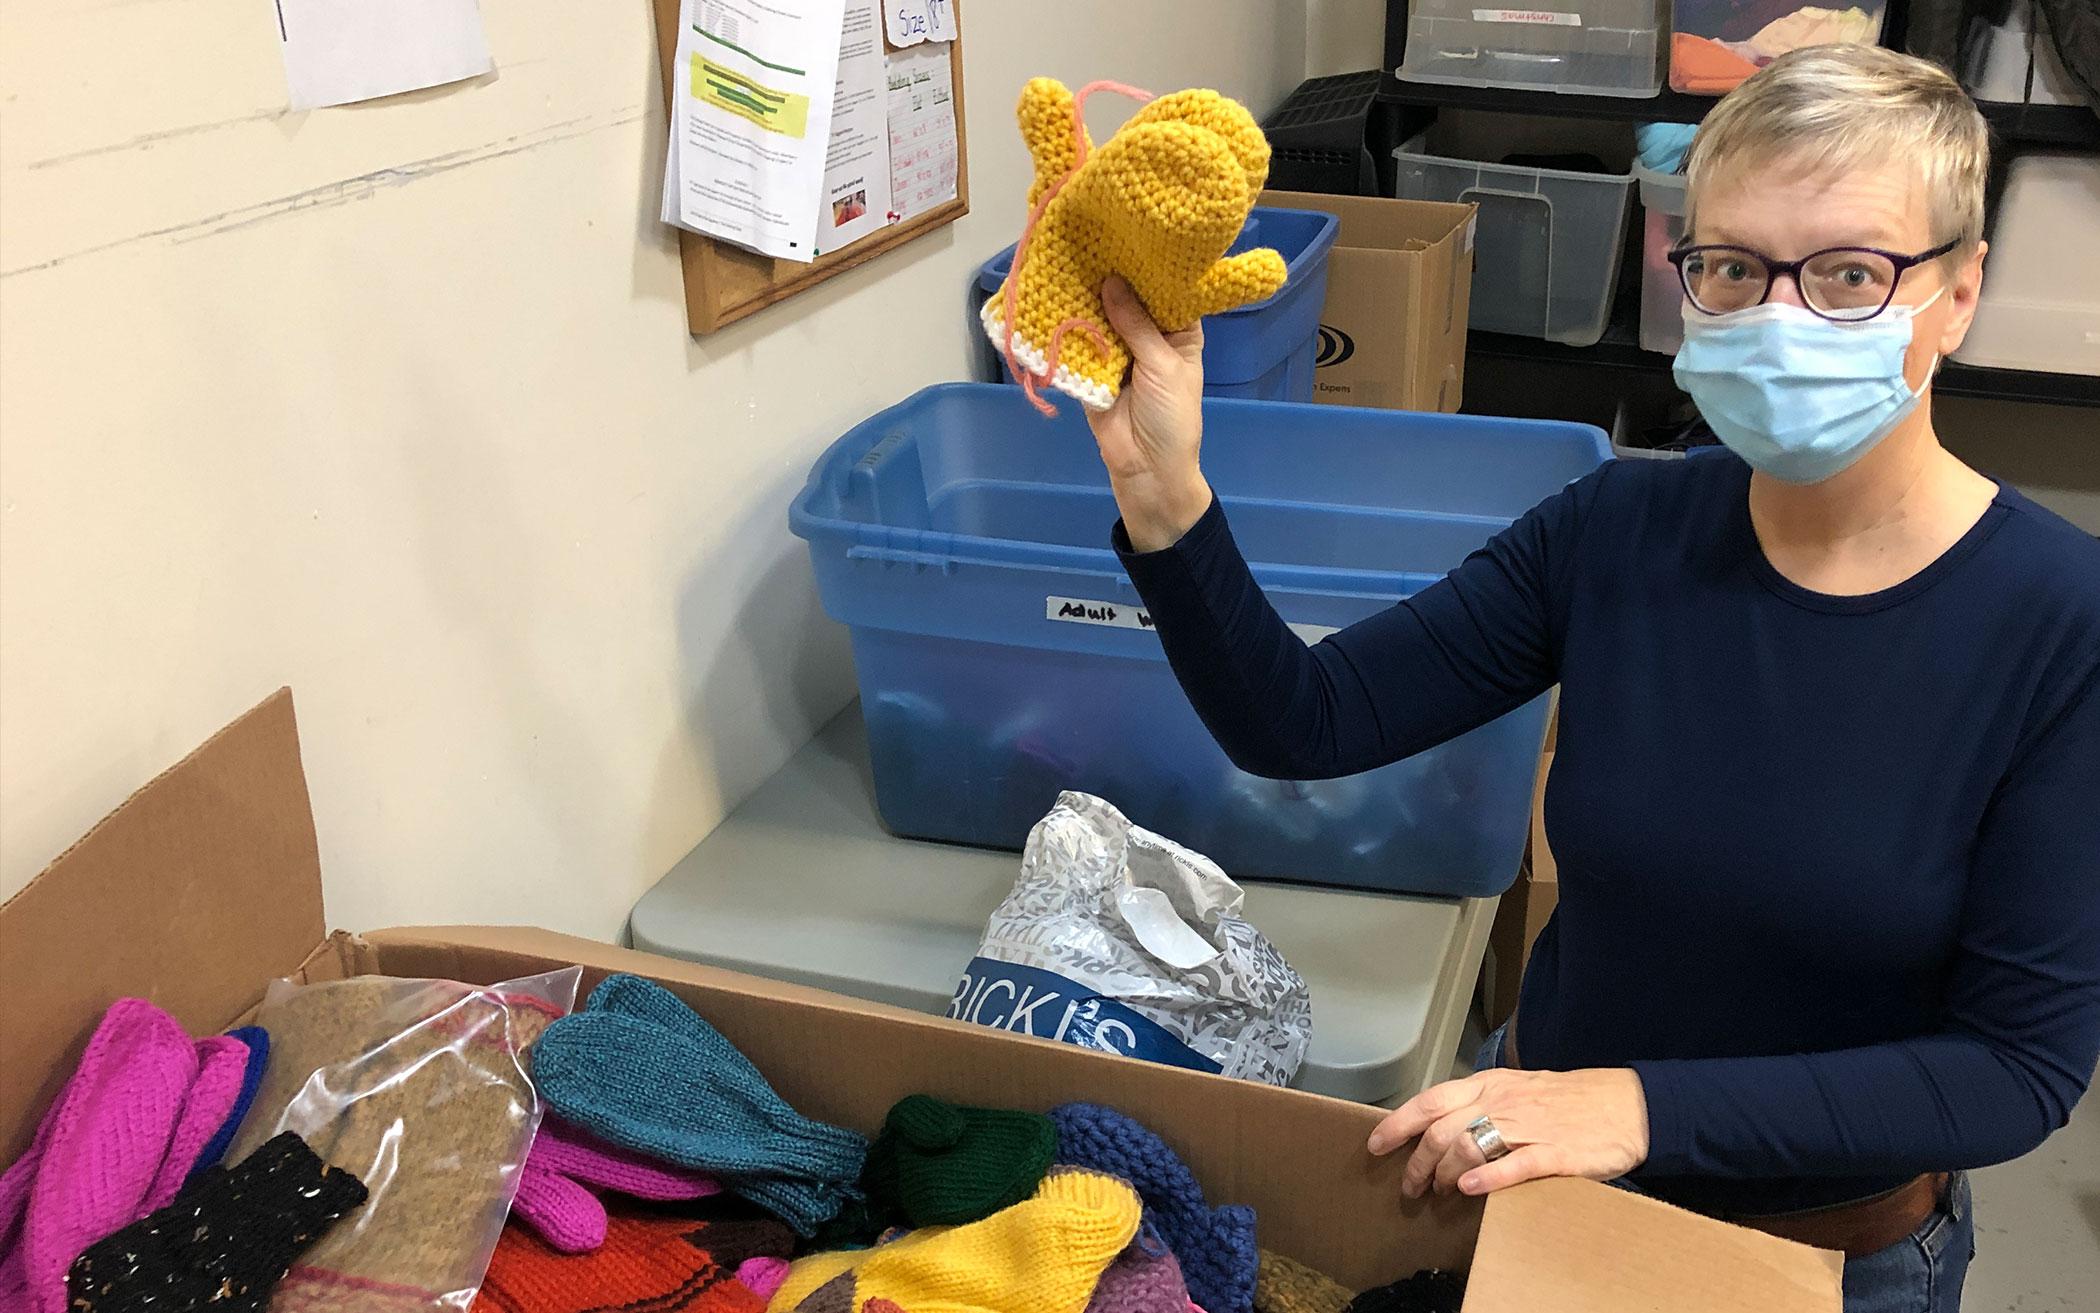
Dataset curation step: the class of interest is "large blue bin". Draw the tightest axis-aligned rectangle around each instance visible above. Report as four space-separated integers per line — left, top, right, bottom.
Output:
974 207 1340 403
790 383 1610 896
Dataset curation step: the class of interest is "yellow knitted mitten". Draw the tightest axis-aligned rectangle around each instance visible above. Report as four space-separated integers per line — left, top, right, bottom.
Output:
982 78 1288 412
767 1168 1141 1313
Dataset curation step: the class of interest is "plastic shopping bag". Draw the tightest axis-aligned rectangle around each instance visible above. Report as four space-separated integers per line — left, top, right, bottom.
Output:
951 792 1311 1085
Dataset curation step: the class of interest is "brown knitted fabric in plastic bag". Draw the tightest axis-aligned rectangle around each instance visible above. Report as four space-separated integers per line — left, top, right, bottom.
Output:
227 969 579 1311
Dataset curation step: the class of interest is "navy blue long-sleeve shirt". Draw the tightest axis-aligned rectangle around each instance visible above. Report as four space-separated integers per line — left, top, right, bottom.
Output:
1116 452 2100 1217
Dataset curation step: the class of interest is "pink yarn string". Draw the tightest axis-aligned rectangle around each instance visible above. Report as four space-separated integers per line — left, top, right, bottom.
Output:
1001 79 1156 417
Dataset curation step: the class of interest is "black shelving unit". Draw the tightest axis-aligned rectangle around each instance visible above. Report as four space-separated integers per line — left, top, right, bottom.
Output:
1377 70 2100 151
1467 293 2100 408
1371 0 2100 411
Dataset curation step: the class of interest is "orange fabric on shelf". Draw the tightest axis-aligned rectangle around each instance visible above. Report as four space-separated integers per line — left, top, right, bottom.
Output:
1672 33 1763 95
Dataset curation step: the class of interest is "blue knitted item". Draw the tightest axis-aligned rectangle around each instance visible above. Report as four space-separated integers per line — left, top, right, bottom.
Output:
534 974 867 1236
1049 1102 1257 1313
186 1026 271 1184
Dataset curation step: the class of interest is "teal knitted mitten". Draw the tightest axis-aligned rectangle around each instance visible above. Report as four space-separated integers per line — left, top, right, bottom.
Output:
534 974 867 1235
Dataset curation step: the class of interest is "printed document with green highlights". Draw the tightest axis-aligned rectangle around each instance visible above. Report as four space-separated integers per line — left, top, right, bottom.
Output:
660 0 846 262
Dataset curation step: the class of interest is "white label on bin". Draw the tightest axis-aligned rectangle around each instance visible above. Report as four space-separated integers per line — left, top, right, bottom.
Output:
1472 8 1582 24
1049 596 1337 645
1048 596 1155 631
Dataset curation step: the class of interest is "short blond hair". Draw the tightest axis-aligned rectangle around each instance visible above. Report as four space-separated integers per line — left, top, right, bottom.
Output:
1686 44 1990 256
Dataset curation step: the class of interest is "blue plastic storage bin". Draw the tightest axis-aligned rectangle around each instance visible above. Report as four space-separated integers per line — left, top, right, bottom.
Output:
973 207 1340 403
790 383 1610 897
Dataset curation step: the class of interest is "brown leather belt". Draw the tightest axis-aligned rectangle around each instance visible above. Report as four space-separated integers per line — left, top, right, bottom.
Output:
1498 1018 1945 1258
1733 1173 1950 1259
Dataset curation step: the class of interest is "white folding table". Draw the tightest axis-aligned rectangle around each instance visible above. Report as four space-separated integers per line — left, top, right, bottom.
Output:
629 705 1494 1106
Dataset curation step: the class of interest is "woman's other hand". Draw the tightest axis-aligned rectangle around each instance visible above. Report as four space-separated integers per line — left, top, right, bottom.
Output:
1088 276 1212 553
1367 1068 1652 1198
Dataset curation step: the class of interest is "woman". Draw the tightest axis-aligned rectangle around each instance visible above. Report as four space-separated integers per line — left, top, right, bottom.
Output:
1088 44 2099 1313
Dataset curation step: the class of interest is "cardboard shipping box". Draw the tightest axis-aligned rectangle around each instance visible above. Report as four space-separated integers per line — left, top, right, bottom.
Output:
0 691 1841 1309
1485 748 1561 1029
1260 190 1475 413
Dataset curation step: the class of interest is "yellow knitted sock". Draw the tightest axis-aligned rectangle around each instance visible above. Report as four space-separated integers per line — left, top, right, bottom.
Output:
766 1168 1141 1313
983 78 1288 413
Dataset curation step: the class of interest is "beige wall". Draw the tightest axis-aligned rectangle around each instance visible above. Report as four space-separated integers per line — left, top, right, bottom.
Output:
1306 0 1386 77
0 2 1310 934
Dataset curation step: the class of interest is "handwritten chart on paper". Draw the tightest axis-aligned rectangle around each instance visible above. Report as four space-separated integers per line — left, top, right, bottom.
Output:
884 43 959 223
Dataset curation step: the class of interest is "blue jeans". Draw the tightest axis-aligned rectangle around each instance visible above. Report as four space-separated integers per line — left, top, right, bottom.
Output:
1472 1023 1975 1313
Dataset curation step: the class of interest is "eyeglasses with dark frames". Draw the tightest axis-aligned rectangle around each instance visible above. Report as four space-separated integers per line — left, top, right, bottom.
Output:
1667 238 1960 323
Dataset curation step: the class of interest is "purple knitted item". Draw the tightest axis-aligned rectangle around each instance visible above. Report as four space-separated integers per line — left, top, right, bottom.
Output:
140 1034 250 1213
0 998 199 1313
512 1116 724 1252
1088 1229 1196 1313
1049 1103 1258 1313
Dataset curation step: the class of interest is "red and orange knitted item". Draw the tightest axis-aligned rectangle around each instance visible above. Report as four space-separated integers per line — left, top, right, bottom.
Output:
471 1210 794 1313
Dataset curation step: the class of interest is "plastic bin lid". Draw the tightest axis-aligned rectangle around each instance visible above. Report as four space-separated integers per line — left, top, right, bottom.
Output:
1634 163 1689 215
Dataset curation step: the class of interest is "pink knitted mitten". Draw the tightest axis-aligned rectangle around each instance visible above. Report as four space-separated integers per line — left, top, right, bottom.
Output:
139 1034 251 1213
738 1255 792 1300
511 1116 724 1252
0 999 200 1313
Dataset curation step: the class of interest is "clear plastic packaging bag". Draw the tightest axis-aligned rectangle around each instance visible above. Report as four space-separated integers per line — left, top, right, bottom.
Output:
226 967 581 1311
952 792 1312 1085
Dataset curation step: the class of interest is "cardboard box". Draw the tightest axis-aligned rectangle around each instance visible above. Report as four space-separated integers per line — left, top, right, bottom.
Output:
1484 749 1561 1029
0 691 1841 1308
1259 190 1475 414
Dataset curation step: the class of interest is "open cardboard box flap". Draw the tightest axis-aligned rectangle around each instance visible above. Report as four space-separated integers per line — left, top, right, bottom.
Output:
0 691 1843 1309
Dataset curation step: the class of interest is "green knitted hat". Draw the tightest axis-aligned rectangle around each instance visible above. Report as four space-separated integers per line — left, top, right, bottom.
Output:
861 1095 1059 1228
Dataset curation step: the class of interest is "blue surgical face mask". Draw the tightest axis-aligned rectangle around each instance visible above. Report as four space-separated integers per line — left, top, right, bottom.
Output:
1672 289 1942 484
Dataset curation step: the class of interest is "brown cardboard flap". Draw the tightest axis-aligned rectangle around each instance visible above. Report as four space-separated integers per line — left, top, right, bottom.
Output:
0 688 327 1164
363 925 1485 1287
1466 1177 1843 1312
1263 190 1474 248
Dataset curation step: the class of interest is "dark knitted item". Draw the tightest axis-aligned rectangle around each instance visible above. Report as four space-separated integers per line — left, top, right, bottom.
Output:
1254 1249 1355 1313
861 1095 1058 1228
1047 1103 1257 1313
535 974 867 1236
805 1196 884 1251
187 1025 271 1183
66 1132 366 1313
1342 1269 1464 1313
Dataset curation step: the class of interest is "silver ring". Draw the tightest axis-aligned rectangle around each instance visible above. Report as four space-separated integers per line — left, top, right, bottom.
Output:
1466 1115 1511 1162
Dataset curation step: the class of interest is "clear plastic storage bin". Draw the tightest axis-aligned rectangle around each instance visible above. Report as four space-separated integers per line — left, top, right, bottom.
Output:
1393 114 1636 346
1635 164 1689 354
1962 0 2085 107
1399 0 1668 97
1953 152 2100 377
1671 1 1887 95
791 383 1612 897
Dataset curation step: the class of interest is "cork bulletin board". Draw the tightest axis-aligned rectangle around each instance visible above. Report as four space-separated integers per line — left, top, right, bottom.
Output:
651 0 971 335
